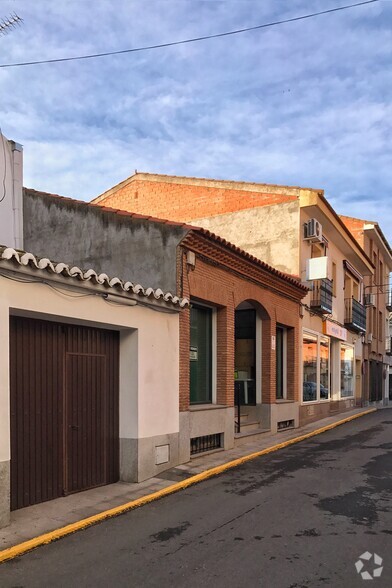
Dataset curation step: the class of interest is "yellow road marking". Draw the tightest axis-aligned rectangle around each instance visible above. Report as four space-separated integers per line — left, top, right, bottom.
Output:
0 408 376 564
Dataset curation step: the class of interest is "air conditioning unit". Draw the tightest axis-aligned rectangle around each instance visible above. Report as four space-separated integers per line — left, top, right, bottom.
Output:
367 333 373 344
364 293 376 307
304 218 323 242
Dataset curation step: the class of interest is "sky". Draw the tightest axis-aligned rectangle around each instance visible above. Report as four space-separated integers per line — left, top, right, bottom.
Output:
0 0 391 241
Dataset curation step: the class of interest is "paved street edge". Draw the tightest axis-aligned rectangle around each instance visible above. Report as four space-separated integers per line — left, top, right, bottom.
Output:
0 407 376 564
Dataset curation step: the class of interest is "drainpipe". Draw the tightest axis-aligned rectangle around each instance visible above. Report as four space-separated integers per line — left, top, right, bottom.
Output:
10 140 23 250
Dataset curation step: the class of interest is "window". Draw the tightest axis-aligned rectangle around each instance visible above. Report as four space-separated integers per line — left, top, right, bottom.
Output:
344 272 360 301
302 331 330 402
320 337 330 400
340 344 354 397
276 326 287 400
190 305 213 404
303 333 318 402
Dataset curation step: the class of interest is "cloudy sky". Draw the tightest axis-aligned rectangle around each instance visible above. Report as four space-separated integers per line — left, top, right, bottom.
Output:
1 0 391 240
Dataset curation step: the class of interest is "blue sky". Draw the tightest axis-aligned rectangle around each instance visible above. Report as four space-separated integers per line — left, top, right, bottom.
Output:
1 0 391 241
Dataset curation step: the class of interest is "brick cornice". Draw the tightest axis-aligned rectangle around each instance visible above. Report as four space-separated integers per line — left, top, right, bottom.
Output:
181 231 307 303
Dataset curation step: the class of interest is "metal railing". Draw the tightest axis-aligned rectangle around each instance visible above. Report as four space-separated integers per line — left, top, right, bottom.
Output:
310 278 333 314
386 336 392 356
344 298 366 332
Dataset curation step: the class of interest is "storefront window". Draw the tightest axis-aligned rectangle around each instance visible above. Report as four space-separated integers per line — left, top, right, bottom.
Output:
320 337 330 400
190 305 213 404
303 333 318 402
303 331 330 402
340 344 354 398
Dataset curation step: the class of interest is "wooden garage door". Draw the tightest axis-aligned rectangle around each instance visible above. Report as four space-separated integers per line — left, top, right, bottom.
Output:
10 316 119 511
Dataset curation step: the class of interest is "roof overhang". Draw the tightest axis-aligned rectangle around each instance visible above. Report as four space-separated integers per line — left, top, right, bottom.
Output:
363 223 392 270
300 191 374 277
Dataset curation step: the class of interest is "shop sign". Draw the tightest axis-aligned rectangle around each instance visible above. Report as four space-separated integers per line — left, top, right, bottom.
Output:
323 320 347 341
190 346 198 361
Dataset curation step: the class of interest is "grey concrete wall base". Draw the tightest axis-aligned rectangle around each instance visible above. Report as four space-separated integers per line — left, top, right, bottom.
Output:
186 406 235 453
0 460 10 529
270 402 299 434
120 433 180 483
179 412 191 464
120 438 138 483
260 404 271 430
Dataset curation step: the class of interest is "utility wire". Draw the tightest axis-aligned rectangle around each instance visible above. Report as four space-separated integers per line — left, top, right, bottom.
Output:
0 0 380 69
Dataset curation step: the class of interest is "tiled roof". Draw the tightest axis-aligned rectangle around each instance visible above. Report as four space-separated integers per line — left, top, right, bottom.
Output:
0 246 189 308
23 187 305 290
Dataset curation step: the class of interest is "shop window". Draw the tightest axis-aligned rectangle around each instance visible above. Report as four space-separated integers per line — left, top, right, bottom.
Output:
340 344 354 398
320 337 330 400
190 305 213 404
303 331 330 402
276 325 287 400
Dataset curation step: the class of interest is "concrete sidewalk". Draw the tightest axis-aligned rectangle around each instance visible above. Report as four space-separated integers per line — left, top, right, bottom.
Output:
0 407 374 550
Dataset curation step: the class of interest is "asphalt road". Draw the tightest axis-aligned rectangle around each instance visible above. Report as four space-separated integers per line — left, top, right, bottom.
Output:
1 410 391 588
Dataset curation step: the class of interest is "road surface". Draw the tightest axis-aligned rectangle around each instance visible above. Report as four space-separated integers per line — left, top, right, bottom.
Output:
1 410 391 587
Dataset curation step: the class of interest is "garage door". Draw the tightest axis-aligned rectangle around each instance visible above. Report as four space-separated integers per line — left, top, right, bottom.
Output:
10 316 119 510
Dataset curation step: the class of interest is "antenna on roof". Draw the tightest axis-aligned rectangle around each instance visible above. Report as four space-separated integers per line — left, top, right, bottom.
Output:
0 13 23 36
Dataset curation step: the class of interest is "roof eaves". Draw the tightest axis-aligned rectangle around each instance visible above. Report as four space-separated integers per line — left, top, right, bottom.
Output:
0 246 189 309
189 228 308 292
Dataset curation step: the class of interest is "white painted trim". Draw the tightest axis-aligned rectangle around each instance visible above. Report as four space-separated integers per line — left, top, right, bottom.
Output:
339 341 355 399
301 328 331 405
212 308 217 404
256 313 262 404
276 325 288 401
190 300 217 405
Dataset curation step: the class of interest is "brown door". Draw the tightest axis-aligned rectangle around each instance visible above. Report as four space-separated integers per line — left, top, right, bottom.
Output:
10 316 119 511
65 354 107 493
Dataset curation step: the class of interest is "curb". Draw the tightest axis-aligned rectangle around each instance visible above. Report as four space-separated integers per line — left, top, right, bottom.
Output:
0 407 376 564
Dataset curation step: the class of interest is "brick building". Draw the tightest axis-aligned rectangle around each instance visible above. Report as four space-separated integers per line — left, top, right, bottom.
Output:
340 216 392 406
21 189 306 463
92 173 376 424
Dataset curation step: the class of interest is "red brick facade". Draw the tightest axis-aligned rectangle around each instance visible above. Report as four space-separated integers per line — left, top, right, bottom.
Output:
93 175 297 222
178 231 306 412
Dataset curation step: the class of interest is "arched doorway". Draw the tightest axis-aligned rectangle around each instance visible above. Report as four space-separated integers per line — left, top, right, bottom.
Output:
234 301 267 433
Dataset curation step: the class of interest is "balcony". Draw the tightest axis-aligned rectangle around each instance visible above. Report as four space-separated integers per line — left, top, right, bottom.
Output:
310 278 333 314
386 336 392 356
344 298 366 332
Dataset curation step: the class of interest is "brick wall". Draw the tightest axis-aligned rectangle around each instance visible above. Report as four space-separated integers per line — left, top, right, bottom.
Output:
340 216 365 250
95 179 297 222
177 240 302 412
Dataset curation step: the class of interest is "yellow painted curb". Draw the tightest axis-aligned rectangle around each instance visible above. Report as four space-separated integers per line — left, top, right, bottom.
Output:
0 407 376 564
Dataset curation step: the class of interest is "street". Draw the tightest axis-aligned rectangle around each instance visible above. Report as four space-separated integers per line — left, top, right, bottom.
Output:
0 410 391 588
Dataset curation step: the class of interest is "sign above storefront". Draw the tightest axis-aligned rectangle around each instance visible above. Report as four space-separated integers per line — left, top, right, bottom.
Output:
306 256 328 281
323 320 347 341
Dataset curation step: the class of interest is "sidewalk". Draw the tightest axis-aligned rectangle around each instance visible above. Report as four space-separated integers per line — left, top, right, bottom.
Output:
0 407 374 551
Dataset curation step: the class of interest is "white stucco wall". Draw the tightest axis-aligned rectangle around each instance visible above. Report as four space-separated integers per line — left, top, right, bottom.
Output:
0 135 23 249
190 201 300 275
0 274 180 463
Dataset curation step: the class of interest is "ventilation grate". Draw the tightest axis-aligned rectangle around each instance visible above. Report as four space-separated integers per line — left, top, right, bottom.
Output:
190 433 222 455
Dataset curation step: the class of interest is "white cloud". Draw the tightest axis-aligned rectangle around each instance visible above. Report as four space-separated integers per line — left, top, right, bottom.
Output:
0 0 391 242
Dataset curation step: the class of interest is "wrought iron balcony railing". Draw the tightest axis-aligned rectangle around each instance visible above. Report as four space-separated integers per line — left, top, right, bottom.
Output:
344 298 366 333
310 278 333 314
